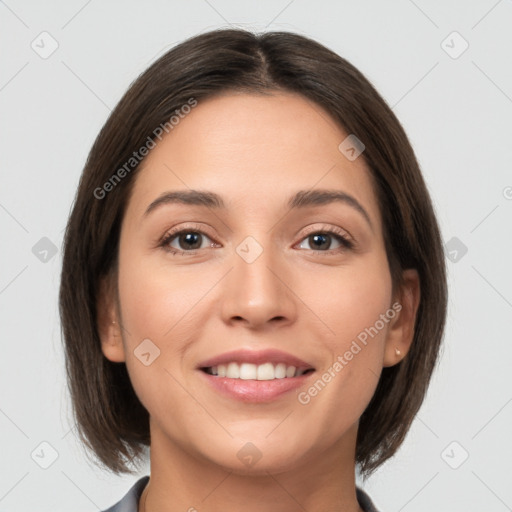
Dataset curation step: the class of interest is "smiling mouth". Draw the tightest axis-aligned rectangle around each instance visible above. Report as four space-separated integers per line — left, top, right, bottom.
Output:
201 362 315 380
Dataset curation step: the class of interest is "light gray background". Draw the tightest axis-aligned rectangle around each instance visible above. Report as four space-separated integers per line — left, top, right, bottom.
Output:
1 1 511 511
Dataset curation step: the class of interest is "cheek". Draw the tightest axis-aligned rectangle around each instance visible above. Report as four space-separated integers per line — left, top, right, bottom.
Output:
117 250 208 340
305 253 393 353
296 253 393 418
115 248 223 409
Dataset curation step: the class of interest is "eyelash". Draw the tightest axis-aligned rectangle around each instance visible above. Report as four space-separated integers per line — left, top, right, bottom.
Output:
159 224 355 256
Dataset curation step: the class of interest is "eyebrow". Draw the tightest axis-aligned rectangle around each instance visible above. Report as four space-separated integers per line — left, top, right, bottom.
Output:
144 188 373 230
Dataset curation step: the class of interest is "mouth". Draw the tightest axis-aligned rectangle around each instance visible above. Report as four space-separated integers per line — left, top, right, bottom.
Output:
197 348 316 402
201 362 314 380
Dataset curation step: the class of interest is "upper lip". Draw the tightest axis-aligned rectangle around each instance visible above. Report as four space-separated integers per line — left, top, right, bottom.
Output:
197 348 315 370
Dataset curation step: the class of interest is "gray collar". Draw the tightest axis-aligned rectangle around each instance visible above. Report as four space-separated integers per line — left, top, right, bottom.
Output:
102 476 380 512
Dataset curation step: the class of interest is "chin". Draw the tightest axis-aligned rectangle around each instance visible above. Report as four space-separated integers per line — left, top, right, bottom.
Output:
196 433 311 476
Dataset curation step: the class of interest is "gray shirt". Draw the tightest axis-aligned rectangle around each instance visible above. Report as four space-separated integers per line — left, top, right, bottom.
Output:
102 476 380 511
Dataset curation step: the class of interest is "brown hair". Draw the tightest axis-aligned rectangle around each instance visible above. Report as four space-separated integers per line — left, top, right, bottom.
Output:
59 28 447 477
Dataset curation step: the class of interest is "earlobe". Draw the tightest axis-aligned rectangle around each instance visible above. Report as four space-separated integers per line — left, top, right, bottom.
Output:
383 269 421 367
96 276 126 363
101 320 126 363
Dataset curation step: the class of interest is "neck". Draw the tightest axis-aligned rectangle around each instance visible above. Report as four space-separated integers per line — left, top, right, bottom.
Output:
140 421 363 512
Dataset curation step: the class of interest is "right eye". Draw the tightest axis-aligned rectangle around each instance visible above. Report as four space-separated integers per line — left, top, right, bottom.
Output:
160 228 218 255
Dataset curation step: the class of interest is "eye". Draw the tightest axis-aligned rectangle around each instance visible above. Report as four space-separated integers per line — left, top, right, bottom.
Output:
296 228 354 253
158 225 354 256
160 227 216 255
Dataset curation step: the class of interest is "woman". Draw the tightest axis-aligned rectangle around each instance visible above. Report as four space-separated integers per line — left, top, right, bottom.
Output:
60 28 447 512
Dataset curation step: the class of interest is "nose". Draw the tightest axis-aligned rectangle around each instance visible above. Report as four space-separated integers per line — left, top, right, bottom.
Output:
220 239 298 330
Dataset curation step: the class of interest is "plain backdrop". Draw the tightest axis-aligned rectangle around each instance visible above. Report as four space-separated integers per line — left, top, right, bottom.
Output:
1 1 511 511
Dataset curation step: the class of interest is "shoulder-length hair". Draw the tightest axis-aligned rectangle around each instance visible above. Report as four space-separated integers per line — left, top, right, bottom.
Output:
59 28 447 477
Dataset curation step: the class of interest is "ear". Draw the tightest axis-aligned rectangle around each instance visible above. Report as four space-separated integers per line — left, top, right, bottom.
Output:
96 275 126 363
383 268 421 367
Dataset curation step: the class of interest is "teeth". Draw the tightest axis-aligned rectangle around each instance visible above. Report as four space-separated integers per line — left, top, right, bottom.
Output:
205 362 310 380
257 362 275 380
286 365 296 378
274 363 287 379
240 363 257 380
226 362 240 378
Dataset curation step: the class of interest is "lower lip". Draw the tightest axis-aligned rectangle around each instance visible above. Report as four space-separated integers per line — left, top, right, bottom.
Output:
198 370 314 403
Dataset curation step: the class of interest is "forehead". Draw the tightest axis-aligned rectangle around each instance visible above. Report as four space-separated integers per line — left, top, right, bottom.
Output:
127 92 382 231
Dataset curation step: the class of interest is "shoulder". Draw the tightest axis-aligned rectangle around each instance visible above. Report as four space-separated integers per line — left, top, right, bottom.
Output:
101 476 149 512
356 487 381 512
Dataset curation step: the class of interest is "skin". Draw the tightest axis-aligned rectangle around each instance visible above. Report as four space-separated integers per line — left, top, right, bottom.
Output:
98 92 420 512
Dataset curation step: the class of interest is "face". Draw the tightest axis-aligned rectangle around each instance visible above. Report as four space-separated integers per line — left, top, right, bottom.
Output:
100 92 418 474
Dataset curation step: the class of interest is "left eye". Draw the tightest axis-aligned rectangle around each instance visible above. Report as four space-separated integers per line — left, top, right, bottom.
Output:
297 232 351 251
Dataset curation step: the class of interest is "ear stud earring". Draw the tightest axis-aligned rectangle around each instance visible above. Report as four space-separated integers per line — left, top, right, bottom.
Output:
395 348 401 356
